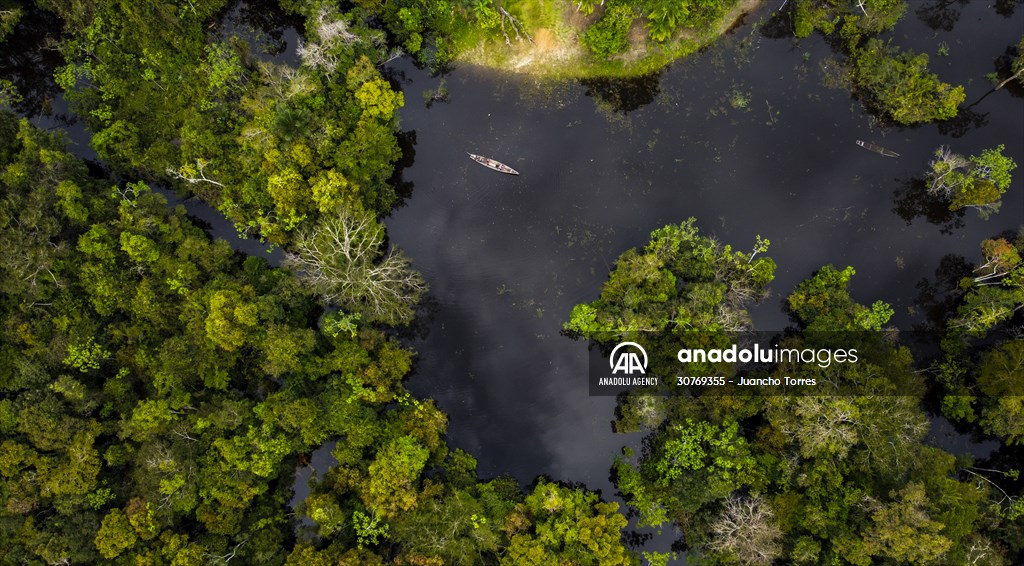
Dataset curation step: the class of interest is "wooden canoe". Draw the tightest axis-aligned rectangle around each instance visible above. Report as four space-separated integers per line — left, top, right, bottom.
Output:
855 140 900 158
468 153 519 175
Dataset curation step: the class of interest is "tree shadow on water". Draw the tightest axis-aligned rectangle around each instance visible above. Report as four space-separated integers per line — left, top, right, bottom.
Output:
757 8 795 39
580 72 663 114
891 177 966 234
392 293 439 342
231 0 305 44
912 253 973 331
384 129 417 213
995 0 1023 18
937 105 990 138
992 42 1024 98
915 0 970 32
0 8 65 118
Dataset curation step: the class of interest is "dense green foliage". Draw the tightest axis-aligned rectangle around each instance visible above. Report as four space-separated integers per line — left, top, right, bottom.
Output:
779 0 966 125
1001 35 1024 88
307 0 742 69
0 114 638 564
298 474 638 565
564 219 774 381
0 2 20 42
0 113 382 561
300 0 745 73
570 226 1024 564
0 112 425 562
576 0 739 61
851 39 965 125
1 0 1020 564
789 0 906 43
282 0 465 66
926 145 1017 217
565 219 774 336
50 0 405 244
938 233 1024 448
633 0 736 43
582 3 635 60
0 3 644 562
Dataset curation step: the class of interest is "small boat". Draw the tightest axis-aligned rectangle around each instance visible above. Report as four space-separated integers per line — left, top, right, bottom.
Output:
468 153 519 175
855 140 900 158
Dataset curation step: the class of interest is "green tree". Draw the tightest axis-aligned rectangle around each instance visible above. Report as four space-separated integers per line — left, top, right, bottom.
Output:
363 435 430 517
996 35 1024 90
204 287 260 351
564 219 774 336
0 3 21 41
789 0 906 41
502 481 637 566
391 489 500 564
0 115 450 564
852 39 965 124
583 4 635 59
927 145 1017 217
786 265 894 332
94 509 137 559
976 340 1024 444
864 483 953 563
949 236 1024 335
639 0 736 42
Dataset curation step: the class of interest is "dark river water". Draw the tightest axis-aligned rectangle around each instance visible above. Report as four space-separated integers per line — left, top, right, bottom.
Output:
386 0 1023 495
3 0 1021 559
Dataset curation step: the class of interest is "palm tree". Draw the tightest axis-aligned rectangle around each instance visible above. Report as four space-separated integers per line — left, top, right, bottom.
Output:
576 0 602 16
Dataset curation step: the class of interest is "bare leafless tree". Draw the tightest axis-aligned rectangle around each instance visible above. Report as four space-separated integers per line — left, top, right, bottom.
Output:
284 207 427 326
965 539 995 565
708 495 783 565
165 158 224 188
257 62 314 102
714 304 753 332
926 145 970 199
297 8 361 74
785 396 859 458
972 239 1021 285
498 7 533 46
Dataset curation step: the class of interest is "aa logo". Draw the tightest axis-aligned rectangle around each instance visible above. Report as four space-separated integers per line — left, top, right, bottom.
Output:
610 342 648 375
